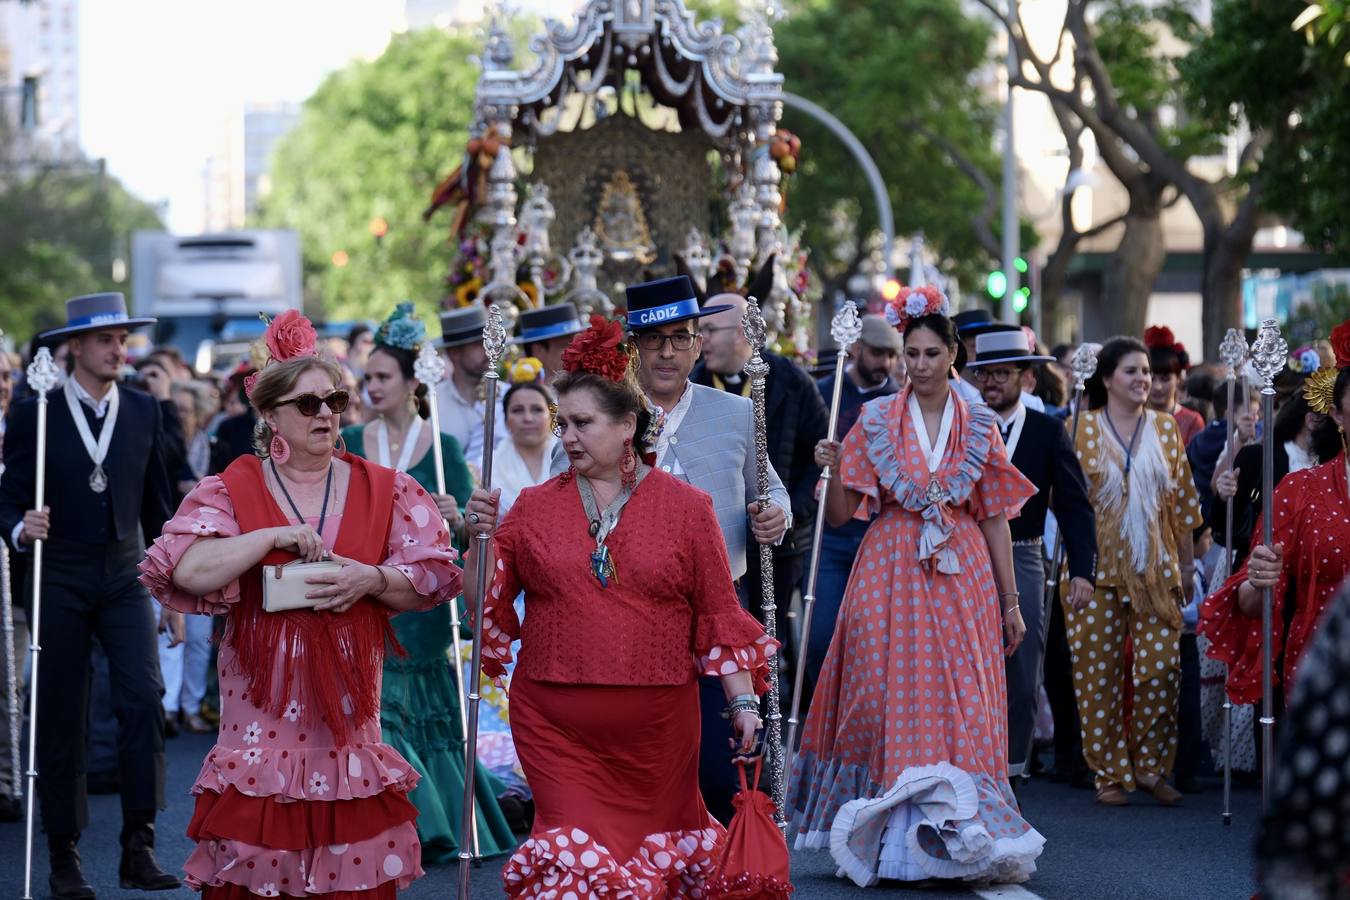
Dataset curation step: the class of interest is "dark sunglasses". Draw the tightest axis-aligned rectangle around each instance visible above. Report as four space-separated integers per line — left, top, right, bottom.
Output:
274 390 350 416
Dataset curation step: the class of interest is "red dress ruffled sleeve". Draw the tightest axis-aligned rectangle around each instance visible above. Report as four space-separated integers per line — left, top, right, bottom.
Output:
685 489 779 694
838 400 885 521
384 470 463 611
965 418 1036 522
1199 467 1304 704
138 475 242 614
479 498 525 682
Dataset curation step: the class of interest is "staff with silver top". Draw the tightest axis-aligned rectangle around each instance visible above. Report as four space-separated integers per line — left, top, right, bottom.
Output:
743 294 789 835
457 304 508 899
784 301 861 778
1249 318 1287 811
414 340 480 858
1216 327 1248 826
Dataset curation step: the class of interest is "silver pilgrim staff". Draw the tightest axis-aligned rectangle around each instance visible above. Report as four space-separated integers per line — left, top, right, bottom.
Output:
1217 326 1249 827
2 528 18 808
743 294 788 836
414 340 480 860
21 347 61 900
458 304 507 900
784 301 861 779
1249 317 1287 812
1046 343 1098 591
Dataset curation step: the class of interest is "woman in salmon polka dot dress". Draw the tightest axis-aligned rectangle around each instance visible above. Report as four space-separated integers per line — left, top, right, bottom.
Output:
788 295 1044 887
1201 328 1350 721
1064 337 1201 808
139 327 462 900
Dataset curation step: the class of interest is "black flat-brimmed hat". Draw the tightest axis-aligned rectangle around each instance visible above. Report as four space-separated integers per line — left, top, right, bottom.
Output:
515 302 584 345
438 306 488 348
39 292 157 340
964 324 1056 367
624 276 731 330
952 308 1005 337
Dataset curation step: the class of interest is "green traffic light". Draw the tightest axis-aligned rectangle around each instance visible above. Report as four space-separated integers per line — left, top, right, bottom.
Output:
986 270 1008 299
1012 290 1029 313
1014 257 1029 274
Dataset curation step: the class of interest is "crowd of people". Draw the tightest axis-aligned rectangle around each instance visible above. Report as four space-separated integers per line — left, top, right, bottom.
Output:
0 281 1347 899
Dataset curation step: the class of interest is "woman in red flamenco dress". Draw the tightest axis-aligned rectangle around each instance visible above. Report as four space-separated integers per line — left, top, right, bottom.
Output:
1201 328 1350 713
139 313 463 899
463 317 778 897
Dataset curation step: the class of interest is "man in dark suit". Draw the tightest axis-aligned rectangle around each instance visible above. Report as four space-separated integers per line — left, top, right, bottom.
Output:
691 291 829 657
967 325 1097 783
0 293 181 898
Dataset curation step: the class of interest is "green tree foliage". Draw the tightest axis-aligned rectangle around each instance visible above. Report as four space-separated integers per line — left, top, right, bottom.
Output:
258 28 482 323
773 0 1006 290
0 160 162 342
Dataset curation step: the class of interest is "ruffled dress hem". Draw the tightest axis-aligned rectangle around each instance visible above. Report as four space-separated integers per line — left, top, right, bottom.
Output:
502 825 724 898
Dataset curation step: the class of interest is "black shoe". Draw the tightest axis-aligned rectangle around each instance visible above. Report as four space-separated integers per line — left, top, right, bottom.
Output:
163 713 180 739
0 793 21 822
1175 774 1204 794
86 770 120 795
119 811 181 891
48 834 96 900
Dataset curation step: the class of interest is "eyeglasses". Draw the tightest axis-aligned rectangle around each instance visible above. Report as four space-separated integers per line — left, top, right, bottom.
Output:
969 368 1020 385
274 390 350 416
634 331 698 352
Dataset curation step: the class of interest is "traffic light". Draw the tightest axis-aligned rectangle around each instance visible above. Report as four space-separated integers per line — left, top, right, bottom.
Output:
986 270 1008 300
1012 286 1031 313
987 258 1029 303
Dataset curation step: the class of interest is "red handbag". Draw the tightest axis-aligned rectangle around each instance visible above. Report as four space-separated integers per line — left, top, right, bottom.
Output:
705 758 794 899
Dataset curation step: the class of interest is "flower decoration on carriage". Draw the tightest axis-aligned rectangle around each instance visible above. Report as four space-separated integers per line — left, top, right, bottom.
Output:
1308 320 1350 414
507 356 545 384
1287 344 1322 375
561 315 633 383
883 284 950 330
374 302 426 351
244 310 320 398
767 129 802 176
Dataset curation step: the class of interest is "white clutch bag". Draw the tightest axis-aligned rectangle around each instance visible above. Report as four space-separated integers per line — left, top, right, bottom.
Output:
261 559 343 613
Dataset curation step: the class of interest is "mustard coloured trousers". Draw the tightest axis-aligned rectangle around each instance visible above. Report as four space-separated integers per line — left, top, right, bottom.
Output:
1062 587 1180 791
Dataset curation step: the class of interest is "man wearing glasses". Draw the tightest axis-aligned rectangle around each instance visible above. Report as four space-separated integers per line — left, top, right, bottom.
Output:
601 275 790 824
966 324 1097 786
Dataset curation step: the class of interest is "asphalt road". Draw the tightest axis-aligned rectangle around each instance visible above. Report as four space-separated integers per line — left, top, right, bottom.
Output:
1 732 1262 899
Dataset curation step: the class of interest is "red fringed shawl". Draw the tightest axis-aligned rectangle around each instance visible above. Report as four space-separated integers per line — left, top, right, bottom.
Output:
220 453 399 746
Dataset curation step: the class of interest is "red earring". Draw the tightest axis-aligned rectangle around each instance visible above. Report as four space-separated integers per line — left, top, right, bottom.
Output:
269 433 290 463
620 438 637 489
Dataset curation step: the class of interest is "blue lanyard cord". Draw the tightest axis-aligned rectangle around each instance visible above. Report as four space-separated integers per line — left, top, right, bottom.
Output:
1103 411 1145 480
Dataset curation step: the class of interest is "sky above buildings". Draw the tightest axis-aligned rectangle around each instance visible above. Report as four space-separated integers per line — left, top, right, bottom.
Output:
80 0 580 232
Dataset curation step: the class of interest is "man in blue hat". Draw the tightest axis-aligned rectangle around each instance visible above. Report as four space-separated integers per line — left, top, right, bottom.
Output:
434 306 505 466
0 293 182 897
515 301 585 383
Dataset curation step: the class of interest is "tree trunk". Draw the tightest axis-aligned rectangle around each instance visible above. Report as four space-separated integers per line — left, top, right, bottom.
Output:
1198 183 1264 358
1040 235 1078 343
1100 209 1166 339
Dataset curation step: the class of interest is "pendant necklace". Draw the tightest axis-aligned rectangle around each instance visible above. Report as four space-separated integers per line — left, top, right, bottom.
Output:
908 390 955 505
271 460 334 545
1103 409 1145 494
65 381 120 494
576 472 642 588
375 415 423 473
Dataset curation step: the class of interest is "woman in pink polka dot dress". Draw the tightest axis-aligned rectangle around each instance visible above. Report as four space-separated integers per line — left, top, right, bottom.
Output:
788 299 1045 887
138 346 462 900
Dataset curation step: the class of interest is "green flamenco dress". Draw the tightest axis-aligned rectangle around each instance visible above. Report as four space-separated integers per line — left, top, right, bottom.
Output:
342 423 517 862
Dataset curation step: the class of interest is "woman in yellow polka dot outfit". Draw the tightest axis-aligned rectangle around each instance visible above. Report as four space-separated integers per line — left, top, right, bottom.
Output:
1064 337 1202 807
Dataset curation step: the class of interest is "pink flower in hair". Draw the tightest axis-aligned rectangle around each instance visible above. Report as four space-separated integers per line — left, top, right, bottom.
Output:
265 310 318 362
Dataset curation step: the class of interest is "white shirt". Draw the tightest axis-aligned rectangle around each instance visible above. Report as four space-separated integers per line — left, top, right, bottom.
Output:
434 379 504 467
653 381 696 477
70 377 113 418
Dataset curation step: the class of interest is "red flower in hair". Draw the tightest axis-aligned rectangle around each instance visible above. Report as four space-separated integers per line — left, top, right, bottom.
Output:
562 315 630 382
1143 325 1176 350
1330 320 1350 369
265 309 318 361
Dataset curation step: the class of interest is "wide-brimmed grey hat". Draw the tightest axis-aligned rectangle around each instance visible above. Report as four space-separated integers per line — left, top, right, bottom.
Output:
437 306 488 348
859 315 903 352
39 292 157 340
515 301 584 346
964 324 1056 367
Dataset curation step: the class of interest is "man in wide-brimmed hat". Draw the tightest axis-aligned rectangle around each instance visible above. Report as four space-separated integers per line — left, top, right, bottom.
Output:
0 293 182 897
435 305 505 466
966 324 1097 786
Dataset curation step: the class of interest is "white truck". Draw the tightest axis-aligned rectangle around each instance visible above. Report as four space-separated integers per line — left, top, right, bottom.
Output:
131 230 303 373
